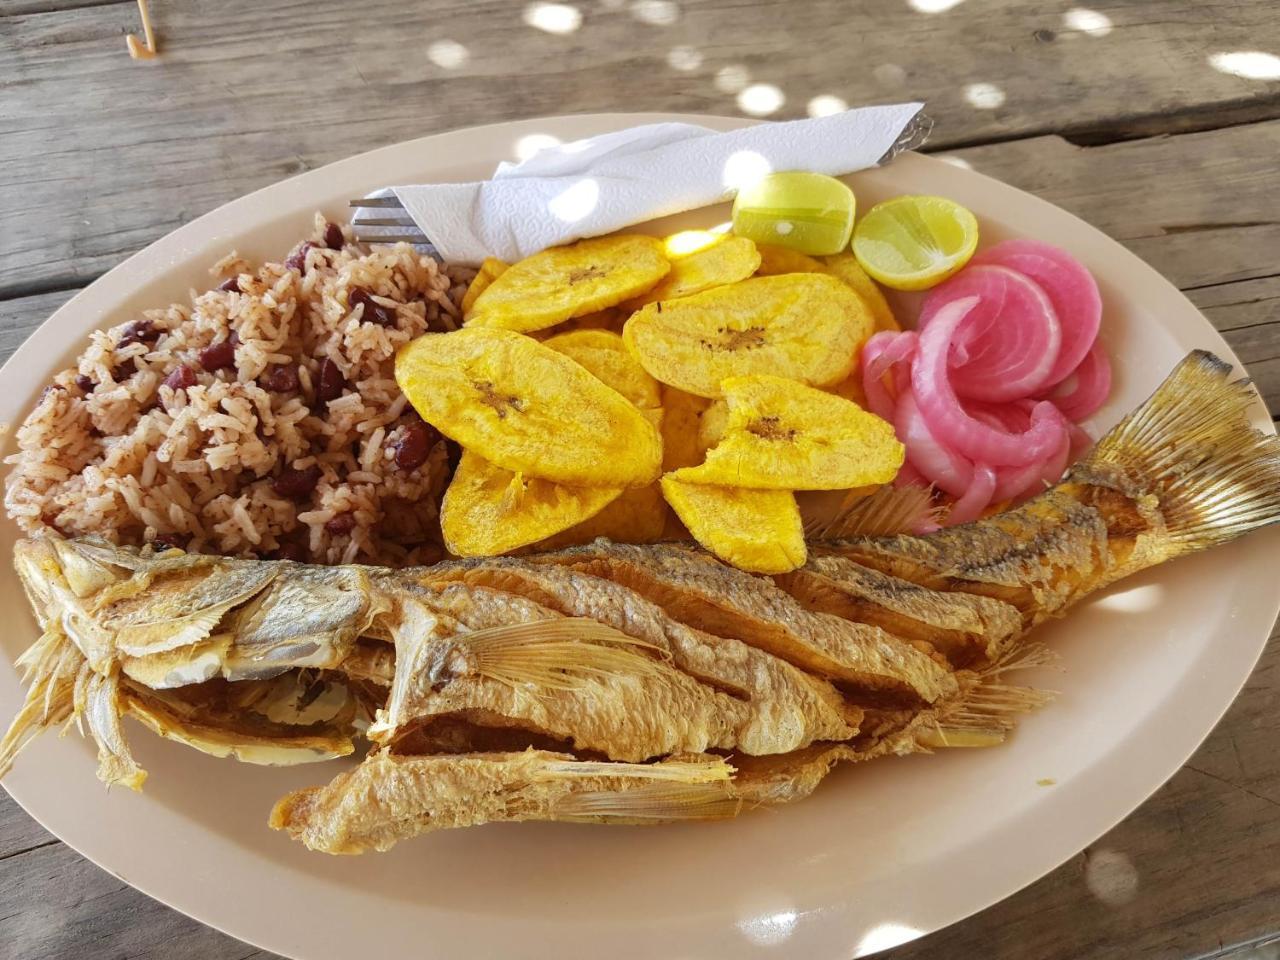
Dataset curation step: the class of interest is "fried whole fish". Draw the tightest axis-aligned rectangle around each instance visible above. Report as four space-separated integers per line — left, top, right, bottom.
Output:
4 352 1280 854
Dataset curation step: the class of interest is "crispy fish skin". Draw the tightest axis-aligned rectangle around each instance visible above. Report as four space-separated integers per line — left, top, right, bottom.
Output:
413 558 861 753
776 555 1024 666
371 586 749 762
537 541 959 704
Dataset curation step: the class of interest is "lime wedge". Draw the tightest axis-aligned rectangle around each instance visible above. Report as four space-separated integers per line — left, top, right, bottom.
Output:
852 195 979 290
732 171 855 256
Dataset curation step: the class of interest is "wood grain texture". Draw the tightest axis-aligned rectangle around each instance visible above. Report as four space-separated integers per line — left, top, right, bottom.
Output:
3 2 1280 959
3 0 1280 294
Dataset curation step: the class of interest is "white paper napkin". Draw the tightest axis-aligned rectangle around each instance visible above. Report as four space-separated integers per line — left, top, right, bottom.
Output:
354 103 927 264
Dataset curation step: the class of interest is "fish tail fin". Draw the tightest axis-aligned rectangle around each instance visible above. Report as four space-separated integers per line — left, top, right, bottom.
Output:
1079 350 1280 552
916 643 1056 749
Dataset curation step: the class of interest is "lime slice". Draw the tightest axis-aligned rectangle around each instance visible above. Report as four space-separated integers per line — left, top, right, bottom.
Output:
852 195 979 290
732 171 855 256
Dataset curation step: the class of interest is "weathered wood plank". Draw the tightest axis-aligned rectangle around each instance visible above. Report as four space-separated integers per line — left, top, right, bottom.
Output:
0 838 275 960
949 119 1280 292
3 0 1280 293
0 289 75 361
1189 276 1280 416
888 620 1280 960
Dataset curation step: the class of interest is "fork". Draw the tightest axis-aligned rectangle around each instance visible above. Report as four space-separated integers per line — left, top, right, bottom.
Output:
348 196 433 247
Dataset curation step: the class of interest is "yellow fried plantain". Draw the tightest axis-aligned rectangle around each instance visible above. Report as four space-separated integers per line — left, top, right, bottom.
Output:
623 273 872 398
659 386 711 472
544 329 662 411
754 244 828 276
396 327 662 486
671 374 903 490
442 451 624 557
660 476 806 574
467 235 669 333
461 257 510 318
697 398 730 454
540 483 669 548
623 235 761 309
822 251 899 333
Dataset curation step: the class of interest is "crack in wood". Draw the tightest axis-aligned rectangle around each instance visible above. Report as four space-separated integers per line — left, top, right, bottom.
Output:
0 837 60 862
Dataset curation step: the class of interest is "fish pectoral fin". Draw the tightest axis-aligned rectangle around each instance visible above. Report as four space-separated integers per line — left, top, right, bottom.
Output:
463 618 672 691
79 667 147 791
553 782 743 823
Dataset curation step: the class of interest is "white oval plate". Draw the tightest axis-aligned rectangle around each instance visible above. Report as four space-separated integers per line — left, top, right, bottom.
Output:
2 114 1277 960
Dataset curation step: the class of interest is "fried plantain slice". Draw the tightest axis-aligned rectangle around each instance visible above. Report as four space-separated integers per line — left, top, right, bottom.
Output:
461 257 510 318
623 234 761 309
660 476 806 574
466 235 670 333
396 327 662 486
660 386 711 472
442 450 624 556
623 274 872 398
754 244 828 276
544 329 662 411
671 375 903 490
822 251 900 333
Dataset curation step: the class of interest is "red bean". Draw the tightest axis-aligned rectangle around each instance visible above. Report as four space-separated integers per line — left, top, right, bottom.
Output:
285 242 316 273
150 533 189 552
323 222 345 250
324 512 356 535
273 463 322 500
117 320 160 348
218 277 241 293
393 421 436 471
199 339 236 372
163 364 196 392
316 358 346 402
112 358 137 380
261 364 299 393
75 375 95 394
348 287 397 327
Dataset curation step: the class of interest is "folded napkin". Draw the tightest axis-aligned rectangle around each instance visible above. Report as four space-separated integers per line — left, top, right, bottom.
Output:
354 103 928 264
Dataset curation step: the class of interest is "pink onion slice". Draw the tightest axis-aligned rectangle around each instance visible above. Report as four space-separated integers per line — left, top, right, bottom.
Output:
945 463 997 526
860 330 918 423
918 264 1062 402
975 239 1102 386
894 388 974 498
1043 342 1112 421
912 296 1069 467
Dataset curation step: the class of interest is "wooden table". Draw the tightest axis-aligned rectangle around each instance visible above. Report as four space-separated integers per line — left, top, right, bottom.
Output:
2 1 1279 957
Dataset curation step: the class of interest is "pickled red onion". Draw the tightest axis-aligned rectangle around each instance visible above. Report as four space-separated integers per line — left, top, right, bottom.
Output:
860 331 917 423
911 296 1069 467
1042 342 1111 421
893 388 973 497
974 239 1102 386
946 464 997 525
919 265 1062 402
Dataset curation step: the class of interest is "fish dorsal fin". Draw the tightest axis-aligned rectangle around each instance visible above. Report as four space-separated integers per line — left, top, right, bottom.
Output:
805 483 941 540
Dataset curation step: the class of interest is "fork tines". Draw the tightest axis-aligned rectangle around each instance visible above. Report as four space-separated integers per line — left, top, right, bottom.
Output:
348 196 429 246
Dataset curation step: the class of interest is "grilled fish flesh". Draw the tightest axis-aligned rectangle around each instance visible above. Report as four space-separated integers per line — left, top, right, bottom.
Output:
3 351 1279 853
